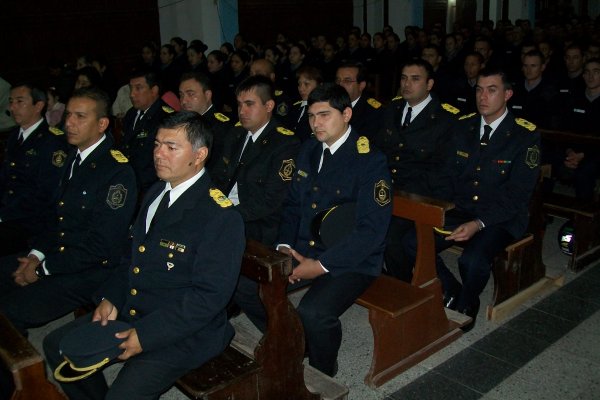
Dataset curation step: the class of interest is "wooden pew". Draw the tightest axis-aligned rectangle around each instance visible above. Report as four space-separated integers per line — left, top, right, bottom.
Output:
355 191 468 388
176 239 322 399
539 129 600 272
0 314 66 400
0 240 326 400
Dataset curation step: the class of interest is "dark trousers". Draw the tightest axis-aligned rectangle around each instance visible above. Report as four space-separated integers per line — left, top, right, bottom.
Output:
0 254 110 335
401 217 514 310
234 272 375 376
44 314 193 400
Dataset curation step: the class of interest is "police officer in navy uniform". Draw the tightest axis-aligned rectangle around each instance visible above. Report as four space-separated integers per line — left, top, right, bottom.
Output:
335 61 382 139
211 75 300 246
44 111 245 400
236 84 392 377
178 71 232 170
401 68 540 331
120 69 173 193
0 83 69 256
374 59 458 281
249 58 293 127
0 87 137 335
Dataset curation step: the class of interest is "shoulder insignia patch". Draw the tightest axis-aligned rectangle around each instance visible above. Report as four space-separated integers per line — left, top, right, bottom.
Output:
162 105 175 113
525 145 540 169
357 136 370 154
209 188 233 208
49 127 64 136
106 184 128 210
275 90 283 97
515 118 536 131
442 103 460 114
214 112 230 122
52 150 67 167
367 98 382 109
293 100 302 106
392 95 403 101
459 112 477 120
457 150 469 158
277 126 295 136
235 121 242 127
277 102 289 116
110 150 129 163
279 159 295 181
374 180 391 206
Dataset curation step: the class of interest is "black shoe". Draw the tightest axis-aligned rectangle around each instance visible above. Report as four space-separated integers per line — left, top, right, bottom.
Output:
459 299 480 332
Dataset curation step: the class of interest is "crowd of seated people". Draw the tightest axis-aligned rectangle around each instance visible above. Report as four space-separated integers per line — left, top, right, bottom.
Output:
0 13 599 398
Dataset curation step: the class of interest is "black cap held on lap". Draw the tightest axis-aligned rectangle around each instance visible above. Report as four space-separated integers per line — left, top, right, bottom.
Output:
54 320 131 382
311 203 357 248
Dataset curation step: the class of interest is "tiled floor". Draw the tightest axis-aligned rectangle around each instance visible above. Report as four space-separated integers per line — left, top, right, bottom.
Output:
26 217 600 399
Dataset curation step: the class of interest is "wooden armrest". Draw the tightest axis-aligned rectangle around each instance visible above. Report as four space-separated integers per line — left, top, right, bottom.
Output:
0 314 42 374
241 239 292 283
394 191 454 227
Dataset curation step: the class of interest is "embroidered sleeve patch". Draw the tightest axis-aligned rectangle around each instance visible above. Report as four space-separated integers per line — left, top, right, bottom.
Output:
357 136 370 154
374 180 391 206
525 145 540 168
106 184 128 209
52 150 67 167
279 159 295 181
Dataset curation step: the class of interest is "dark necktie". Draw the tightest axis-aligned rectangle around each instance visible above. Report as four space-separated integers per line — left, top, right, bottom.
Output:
150 190 170 229
402 107 412 128
480 124 493 146
16 129 24 146
70 153 82 179
226 135 253 194
319 148 332 173
133 110 145 130
239 134 253 162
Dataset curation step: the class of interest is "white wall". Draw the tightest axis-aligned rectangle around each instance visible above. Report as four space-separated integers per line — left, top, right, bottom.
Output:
353 0 385 34
158 0 224 52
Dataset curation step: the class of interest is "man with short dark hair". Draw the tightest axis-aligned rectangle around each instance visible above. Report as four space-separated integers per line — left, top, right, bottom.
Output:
374 59 458 281
0 83 69 256
211 75 300 246
236 84 392 377
335 61 382 138
249 58 293 124
447 52 485 114
0 87 137 335
120 69 174 192
179 71 232 168
400 68 540 331
44 111 245 399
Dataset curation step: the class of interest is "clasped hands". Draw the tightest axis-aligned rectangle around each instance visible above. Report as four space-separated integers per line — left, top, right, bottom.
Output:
13 254 41 286
445 220 480 242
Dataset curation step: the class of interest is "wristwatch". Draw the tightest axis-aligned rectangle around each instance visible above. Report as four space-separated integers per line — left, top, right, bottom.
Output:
35 265 46 278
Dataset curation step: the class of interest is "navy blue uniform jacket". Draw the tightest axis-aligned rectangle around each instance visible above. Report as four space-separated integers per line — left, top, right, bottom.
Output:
443 112 540 239
211 119 300 246
0 121 68 230
278 132 392 277
374 96 456 197
98 173 245 365
32 137 137 274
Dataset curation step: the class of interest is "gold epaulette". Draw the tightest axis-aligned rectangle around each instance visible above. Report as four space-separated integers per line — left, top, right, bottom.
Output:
162 106 175 113
367 98 382 109
459 112 477 120
277 127 295 136
209 188 233 208
49 127 64 135
110 150 129 163
357 136 370 153
214 113 230 122
515 118 536 131
442 103 460 115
